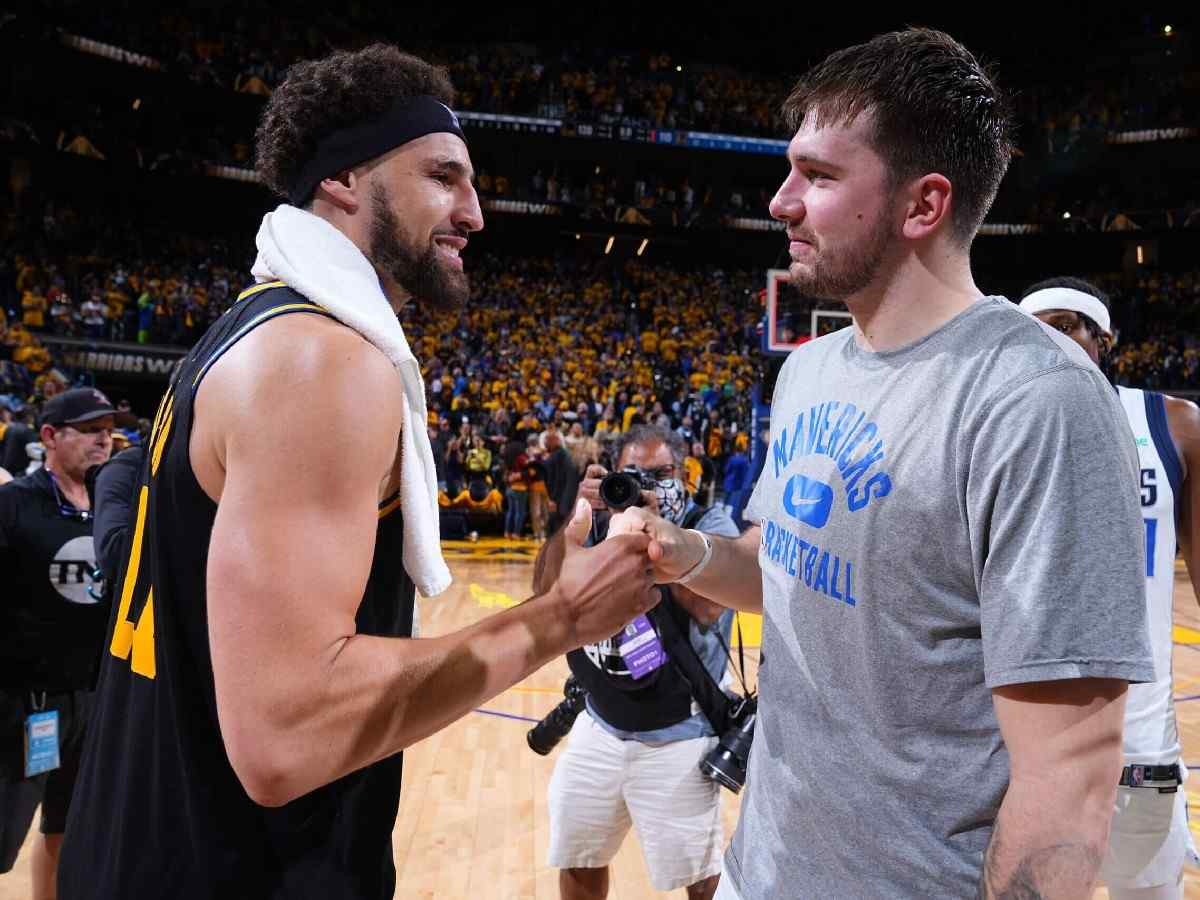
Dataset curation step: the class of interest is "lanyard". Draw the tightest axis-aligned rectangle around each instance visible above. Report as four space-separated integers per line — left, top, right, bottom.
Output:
45 469 91 522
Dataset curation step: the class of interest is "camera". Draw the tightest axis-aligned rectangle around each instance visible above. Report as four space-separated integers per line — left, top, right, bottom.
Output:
598 470 655 511
526 676 588 756
699 695 757 794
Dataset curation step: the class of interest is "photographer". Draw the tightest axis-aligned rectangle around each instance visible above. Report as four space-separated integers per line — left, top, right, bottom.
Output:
533 425 740 900
0 388 114 898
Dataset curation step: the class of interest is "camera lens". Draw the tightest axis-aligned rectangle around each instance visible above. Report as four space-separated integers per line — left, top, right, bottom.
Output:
699 713 755 794
527 677 588 756
599 472 643 511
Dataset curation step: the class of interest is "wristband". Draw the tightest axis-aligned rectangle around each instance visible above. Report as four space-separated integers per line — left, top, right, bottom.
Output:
674 529 713 585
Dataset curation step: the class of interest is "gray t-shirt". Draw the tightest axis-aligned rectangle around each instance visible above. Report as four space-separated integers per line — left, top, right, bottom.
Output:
726 297 1152 899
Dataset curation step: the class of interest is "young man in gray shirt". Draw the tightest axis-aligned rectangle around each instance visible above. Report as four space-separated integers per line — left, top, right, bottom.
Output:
611 28 1152 900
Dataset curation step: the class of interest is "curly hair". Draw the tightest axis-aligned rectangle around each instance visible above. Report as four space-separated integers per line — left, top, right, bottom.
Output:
255 44 455 202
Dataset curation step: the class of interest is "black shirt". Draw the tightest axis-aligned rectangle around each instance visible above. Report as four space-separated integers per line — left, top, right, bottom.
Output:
0 469 107 691
60 284 416 900
0 422 36 475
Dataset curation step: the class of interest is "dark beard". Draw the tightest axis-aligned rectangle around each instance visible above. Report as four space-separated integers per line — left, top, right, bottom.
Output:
788 213 892 300
368 184 469 311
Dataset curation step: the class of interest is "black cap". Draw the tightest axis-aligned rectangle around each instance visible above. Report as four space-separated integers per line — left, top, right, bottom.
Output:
40 388 116 428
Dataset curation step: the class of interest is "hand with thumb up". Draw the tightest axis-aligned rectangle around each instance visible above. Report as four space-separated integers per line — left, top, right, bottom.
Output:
544 498 660 649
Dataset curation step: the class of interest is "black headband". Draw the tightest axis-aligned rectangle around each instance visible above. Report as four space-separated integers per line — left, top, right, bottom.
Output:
286 95 468 206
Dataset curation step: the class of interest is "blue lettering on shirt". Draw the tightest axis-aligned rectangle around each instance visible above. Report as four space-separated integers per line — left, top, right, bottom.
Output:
770 400 893 516
762 396 893 609
759 518 857 608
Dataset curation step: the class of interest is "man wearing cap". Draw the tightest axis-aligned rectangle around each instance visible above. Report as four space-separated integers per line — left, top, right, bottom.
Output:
1020 278 1200 900
59 44 656 900
0 388 114 898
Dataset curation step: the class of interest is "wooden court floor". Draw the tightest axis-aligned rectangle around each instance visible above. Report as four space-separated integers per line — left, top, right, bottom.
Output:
3 542 1199 898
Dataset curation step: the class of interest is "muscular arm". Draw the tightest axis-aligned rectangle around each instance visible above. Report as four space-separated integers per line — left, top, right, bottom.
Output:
1165 396 1200 599
978 678 1127 899
199 317 654 807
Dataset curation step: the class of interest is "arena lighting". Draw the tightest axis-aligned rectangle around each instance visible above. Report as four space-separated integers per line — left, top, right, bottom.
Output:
604 236 615 255
1062 211 1071 219
637 238 649 256
1137 245 1145 264
132 98 141 110
1164 24 1173 35
676 65 683 72
575 233 581 240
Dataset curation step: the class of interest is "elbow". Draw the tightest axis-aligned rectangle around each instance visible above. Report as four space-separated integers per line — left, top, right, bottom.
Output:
221 711 312 808
225 736 302 808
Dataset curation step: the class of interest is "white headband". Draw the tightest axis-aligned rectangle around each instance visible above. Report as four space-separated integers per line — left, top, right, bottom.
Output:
1018 287 1112 337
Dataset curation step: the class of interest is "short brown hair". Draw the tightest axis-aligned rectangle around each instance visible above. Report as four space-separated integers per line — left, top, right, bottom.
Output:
782 28 1013 244
255 44 455 202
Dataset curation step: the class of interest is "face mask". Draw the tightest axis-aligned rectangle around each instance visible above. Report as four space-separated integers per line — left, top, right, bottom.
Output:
654 477 689 524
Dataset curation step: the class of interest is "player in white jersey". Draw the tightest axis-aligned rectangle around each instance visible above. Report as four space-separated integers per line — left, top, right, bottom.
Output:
1020 276 1200 899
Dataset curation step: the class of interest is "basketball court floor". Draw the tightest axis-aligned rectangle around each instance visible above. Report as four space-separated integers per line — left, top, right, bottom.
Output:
3 539 1198 898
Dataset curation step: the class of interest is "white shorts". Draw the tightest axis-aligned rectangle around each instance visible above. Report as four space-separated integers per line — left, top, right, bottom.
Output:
1100 782 1200 890
546 710 724 892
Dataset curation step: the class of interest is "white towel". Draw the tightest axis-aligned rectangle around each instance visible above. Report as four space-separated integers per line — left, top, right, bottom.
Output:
251 204 451 597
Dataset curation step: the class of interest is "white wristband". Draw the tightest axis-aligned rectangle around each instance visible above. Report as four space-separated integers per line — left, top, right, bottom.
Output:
674 529 713 585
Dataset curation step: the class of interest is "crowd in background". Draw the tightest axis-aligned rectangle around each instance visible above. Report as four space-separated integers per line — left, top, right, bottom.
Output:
1 6 1197 529
22 5 1198 142
401 254 763 533
4 6 1195 236
0 222 769 530
1100 269 1200 389
3 215 1199 530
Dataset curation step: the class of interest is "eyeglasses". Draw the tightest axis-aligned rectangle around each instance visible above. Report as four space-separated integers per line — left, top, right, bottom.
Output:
46 470 91 522
622 464 677 487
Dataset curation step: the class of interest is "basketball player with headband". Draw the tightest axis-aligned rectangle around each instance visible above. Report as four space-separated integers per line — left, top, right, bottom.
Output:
59 45 658 900
1021 278 1200 900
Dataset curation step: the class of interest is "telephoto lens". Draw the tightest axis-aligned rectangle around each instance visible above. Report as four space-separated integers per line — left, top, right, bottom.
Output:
598 471 645 511
526 676 588 755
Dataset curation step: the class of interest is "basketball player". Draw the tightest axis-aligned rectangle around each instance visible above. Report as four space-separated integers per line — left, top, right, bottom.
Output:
608 28 1153 900
58 45 657 900
1020 278 1200 900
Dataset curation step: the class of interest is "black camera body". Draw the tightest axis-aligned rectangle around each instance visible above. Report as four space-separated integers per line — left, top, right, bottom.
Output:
598 470 656 511
699 695 757 794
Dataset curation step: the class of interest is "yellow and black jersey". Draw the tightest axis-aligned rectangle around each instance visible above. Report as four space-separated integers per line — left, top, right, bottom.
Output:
60 282 416 900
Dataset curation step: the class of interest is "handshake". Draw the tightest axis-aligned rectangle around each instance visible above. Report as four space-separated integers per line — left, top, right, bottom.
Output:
545 497 709 650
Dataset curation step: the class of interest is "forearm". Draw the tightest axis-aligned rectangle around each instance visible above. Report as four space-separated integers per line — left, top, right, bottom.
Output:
978 756 1119 897
234 590 570 806
679 532 763 613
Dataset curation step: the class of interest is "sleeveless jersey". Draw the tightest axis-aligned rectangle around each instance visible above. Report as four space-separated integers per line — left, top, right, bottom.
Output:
59 282 416 899
1117 385 1183 765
